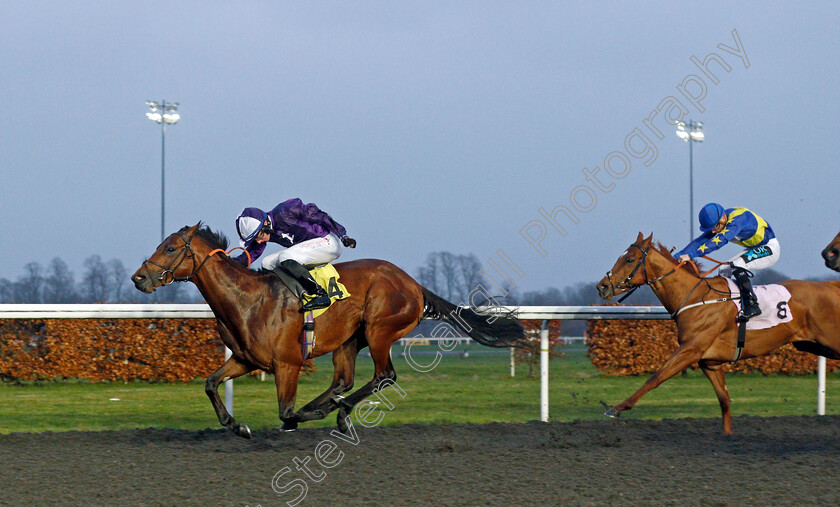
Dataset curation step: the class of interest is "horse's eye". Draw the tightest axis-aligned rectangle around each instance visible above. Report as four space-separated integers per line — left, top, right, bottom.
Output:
167 247 177 253
625 257 634 264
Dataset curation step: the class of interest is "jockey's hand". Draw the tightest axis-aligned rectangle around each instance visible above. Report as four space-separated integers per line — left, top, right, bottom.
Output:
341 236 357 248
678 254 690 263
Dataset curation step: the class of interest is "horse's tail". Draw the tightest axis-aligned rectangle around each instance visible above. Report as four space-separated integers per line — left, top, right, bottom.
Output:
420 287 526 348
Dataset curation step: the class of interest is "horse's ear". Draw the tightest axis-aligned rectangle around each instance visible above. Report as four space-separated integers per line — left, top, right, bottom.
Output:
643 233 653 246
635 231 644 243
186 222 201 236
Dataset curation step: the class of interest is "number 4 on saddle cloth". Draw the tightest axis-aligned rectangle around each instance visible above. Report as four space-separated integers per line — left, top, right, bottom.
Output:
300 264 351 317
724 279 793 330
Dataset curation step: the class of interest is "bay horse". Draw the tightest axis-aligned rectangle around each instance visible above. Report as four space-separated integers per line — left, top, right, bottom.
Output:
821 232 840 271
131 223 525 438
597 232 840 434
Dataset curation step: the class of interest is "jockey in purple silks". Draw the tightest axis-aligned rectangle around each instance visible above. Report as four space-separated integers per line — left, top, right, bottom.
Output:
234 198 356 312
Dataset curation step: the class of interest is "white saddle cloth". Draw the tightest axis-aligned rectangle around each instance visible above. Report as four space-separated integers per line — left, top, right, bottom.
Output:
726 278 793 330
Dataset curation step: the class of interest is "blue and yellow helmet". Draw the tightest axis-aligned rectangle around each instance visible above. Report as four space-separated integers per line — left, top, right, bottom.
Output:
698 203 725 232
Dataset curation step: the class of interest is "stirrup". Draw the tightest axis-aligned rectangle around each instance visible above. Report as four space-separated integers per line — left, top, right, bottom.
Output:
300 293 331 312
737 299 761 322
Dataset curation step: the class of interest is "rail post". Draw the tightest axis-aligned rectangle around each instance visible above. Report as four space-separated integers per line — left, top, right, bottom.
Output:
818 356 826 415
510 347 515 377
224 346 234 416
540 319 549 422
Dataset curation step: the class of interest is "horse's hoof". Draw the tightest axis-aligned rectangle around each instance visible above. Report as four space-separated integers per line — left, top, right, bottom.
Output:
336 411 349 434
604 408 620 418
236 424 252 439
281 421 298 432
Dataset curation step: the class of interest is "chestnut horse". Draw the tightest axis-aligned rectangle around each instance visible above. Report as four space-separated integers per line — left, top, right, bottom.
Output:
821 232 840 271
597 232 840 434
132 223 525 438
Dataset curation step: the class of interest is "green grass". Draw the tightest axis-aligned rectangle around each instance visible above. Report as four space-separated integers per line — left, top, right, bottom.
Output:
1 344 838 433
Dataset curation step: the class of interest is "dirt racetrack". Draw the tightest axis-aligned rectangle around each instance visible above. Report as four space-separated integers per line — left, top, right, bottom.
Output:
1 415 839 506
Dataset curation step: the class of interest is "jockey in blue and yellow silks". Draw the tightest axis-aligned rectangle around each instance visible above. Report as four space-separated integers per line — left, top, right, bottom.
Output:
675 203 780 321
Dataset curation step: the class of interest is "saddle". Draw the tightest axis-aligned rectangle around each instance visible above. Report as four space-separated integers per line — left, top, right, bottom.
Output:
725 279 793 362
724 279 793 330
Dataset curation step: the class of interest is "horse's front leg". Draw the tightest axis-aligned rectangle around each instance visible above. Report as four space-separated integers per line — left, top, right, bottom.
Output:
274 361 303 431
605 342 703 418
206 357 253 438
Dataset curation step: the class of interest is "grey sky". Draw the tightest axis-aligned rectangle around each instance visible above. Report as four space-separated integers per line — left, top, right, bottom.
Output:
2 2 838 294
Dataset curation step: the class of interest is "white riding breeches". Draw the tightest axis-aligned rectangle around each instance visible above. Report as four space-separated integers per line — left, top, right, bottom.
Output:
261 234 343 270
719 238 780 277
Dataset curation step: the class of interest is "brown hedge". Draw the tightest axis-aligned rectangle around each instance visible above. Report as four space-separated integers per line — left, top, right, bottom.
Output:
587 318 840 375
0 319 226 382
0 319 315 382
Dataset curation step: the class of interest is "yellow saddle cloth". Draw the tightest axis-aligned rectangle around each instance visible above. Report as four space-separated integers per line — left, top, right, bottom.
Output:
302 264 351 318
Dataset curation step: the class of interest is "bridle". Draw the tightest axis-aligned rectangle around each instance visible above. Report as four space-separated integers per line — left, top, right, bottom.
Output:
603 243 691 303
603 243 649 294
138 231 201 285
139 230 253 287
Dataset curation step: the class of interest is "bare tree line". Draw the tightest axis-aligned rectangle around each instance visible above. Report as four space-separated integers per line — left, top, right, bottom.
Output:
1 251 823 309
417 252 489 304
0 256 200 303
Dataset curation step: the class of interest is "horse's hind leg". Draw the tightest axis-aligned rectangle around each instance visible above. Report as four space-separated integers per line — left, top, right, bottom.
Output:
293 333 361 424
700 360 732 435
333 352 398 433
206 357 253 439
328 298 418 432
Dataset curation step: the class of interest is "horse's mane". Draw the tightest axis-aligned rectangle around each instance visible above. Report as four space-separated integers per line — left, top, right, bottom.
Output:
193 223 229 250
185 222 265 275
652 241 704 275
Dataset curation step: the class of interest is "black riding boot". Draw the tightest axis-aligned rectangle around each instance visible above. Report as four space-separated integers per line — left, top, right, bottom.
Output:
272 259 331 313
732 266 761 322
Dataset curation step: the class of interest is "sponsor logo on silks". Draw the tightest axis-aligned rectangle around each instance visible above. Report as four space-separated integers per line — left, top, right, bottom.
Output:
743 245 772 263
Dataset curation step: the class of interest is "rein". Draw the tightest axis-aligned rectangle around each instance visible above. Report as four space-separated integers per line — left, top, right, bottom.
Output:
605 245 734 316
140 232 252 286
208 248 252 268
671 255 733 317
670 255 734 316
698 255 727 277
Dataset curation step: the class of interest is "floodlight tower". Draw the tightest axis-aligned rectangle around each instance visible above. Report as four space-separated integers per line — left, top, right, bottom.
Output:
145 101 181 242
676 120 704 241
